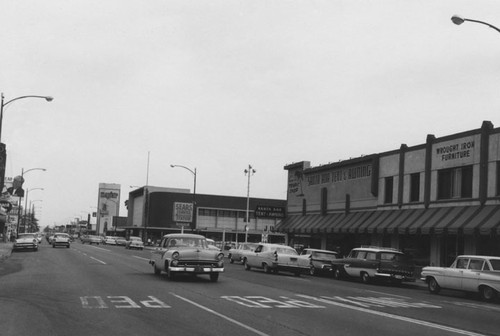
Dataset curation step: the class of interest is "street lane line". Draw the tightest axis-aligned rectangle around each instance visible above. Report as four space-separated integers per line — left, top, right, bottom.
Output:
133 256 149 261
297 295 487 336
90 256 106 264
365 290 412 299
171 293 270 336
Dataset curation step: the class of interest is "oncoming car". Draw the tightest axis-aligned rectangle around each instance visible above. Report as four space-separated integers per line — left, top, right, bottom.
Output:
14 233 39 251
52 233 71 248
149 234 224 282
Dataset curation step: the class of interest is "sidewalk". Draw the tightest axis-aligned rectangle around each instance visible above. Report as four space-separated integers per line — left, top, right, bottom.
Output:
0 242 13 261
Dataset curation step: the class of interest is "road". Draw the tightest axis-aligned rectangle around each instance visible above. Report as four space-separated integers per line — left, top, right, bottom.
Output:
0 241 499 336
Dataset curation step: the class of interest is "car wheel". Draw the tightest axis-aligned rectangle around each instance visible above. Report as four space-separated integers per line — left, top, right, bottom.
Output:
309 266 316 276
229 257 234 264
153 264 161 275
263 263 272 274
244 259 251 271
52 244 55 248
428 277 441 294
479 286 497 302
333 268 342 280
210 273 219 282
361 272 370 284
66 245 70 248
166 267 175 280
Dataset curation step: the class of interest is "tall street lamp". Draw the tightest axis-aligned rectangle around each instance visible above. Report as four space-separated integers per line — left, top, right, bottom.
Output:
170 164 197 232
244 165 256 243
16 167 46 235
451 15 500 34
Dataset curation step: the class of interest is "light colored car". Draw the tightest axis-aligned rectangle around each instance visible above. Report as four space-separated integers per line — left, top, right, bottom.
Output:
149 233 224 282
421 255 500 302
206 238 221 251
13 233 39 251
125 236 144 250
52 233 71 248
115 237 127 246
104 236 117 245
81 235 102 245
228 242 258 264
300 248 340 276
244 243 312 276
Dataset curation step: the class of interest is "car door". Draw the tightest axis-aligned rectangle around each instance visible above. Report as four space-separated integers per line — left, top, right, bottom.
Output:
461 258 484 292
247 244 265 268
441 257 469 289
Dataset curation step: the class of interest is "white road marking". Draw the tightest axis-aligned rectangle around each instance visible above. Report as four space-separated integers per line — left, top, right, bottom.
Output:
90 256 106 264
365 289 412 299
133 256 149 261
297 295 487 336
171 293 270 336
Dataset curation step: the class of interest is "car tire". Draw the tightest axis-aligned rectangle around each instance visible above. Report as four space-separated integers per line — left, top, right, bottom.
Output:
244 259 251 271
52 244 55 248
428 277 441 294
333 268 342 280
361 272 370 284
166 266 175 280
153 264 161 275
479 286 497 302
263 263 272 274
229 257 234 264
309 266 316 276
210 273 219 282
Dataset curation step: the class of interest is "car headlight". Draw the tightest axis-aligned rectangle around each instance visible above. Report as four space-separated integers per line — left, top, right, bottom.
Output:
172 252 180 260
216 253 224 261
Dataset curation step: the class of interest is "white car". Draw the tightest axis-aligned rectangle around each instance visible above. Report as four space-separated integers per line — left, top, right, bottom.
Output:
421 255 500 302
52 233 71 248
13 233 39 251
228 242 258 264
104 236 117 245
244 243 312 276
125 236 144 250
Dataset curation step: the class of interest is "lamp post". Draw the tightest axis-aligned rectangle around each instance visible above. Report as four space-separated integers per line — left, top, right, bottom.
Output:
16 167 46 236
26 199 42 233
24 188 44 233
244 165 256 243
170 164 197 232
451 15 500 34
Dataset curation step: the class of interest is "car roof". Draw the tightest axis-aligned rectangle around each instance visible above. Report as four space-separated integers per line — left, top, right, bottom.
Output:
456 255 500 260
351 246 403 254
303 248 338 254
162 233 206 239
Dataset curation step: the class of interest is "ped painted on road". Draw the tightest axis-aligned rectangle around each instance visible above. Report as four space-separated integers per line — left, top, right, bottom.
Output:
81 296 170 309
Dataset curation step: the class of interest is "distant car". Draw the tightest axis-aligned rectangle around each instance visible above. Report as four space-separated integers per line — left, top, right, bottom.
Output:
104 236 117 245
149 233 224 282
421 255 500 302
125 236 144 250
228 242 258 264
81 235 102 245
244 243 312 276
206 238 221 251
13 233 39 251
52 233 71 248
300 248 340 276
331 246 415 284
115 237 127 246
35 234 43 244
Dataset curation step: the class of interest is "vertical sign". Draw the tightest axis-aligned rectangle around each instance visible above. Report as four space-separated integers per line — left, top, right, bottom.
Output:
96 183 121 235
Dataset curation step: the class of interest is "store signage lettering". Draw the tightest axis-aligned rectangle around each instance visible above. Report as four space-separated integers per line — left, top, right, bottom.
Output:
255 206 285 219
308 165 371 186
435 141 474 161
173 202 193 222
100 191 119 199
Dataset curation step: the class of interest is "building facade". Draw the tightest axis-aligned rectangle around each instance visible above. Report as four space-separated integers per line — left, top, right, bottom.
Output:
125 186 286 245
278 121 500 268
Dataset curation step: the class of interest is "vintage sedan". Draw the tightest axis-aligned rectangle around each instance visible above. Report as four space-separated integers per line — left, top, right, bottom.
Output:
81 235 102 245
421 255 500 302
104 236 117 245
149 234 224 282
228 242 258 264
244 243 312 276
300 248 340 276
52 233 71 248
125 236 144 250
13 233 39 251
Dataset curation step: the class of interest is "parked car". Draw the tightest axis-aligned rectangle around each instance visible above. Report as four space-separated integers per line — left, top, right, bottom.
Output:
13 233 39 251
104 236 117 245
149 233 224 282
115 237 127 246
81 235 102 245
421 255 500 302
244 243 312 276
52 233 71 248
125 236 144 250
300 248 340 276
331 246 415 284
228 242 258 264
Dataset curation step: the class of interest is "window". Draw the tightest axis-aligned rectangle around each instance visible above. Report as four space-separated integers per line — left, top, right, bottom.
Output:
468 259 484 271
410 173 420 202
437 166 473 200
366 252 377 260
384 177 394 204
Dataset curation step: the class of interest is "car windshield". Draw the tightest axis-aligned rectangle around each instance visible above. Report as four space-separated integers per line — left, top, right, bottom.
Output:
276 247 298 255
168 238 207 248
313 252 339 260
19 234 36 239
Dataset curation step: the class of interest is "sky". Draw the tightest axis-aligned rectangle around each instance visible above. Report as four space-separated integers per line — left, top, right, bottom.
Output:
1 0 500 229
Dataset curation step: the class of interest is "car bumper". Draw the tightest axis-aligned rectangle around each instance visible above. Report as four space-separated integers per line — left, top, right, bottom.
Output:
375 272 415 281
13 244 38 250
169 266 224 273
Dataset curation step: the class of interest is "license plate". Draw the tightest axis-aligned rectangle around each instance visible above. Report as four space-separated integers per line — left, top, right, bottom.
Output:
195 266 203 272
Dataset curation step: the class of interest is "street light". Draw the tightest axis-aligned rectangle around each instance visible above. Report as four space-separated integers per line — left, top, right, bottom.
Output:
16 167 46 235
451 15 500 34
0 93 54 142
244 164 256 243
170 164 197 232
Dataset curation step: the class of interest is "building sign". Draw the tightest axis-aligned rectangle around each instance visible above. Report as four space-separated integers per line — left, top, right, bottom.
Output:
173 202 193 223
96 183 121 235
255 205 286 219
435 139 475 162
308 164 372 186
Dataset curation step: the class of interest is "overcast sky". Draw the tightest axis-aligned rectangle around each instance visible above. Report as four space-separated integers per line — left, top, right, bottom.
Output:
1 1 500 229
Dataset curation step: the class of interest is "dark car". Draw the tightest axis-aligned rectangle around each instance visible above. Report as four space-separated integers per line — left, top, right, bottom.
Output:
300 248 340 276
332 246 415 284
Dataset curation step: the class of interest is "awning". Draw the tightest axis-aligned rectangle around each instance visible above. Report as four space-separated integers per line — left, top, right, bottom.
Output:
276 205 500 236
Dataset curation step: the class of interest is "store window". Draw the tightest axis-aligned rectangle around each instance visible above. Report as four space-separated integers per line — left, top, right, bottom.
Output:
437 166 473 200
410 173 420 202
384 177 393 204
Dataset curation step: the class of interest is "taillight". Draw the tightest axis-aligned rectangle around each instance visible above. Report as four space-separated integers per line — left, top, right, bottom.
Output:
274 251 278 262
